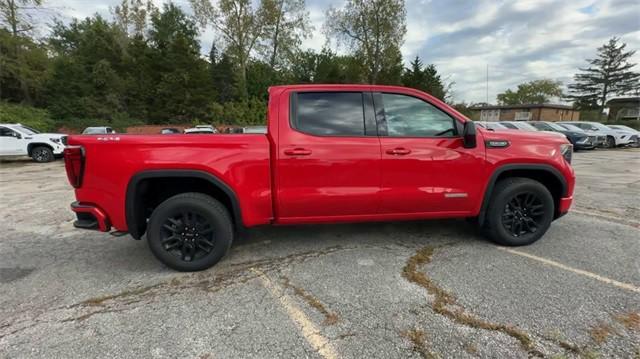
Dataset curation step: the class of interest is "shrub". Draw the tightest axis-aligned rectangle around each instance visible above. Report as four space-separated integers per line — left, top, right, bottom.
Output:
0 101 56 132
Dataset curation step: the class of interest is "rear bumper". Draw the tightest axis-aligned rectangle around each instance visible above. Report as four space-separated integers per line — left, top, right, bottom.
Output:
557 196 573 218
71 201 111 232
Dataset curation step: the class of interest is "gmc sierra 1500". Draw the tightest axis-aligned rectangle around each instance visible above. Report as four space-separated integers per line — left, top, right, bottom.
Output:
65 84 575 271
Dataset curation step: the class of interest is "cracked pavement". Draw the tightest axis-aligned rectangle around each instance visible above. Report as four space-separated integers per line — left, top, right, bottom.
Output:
1 149 639 358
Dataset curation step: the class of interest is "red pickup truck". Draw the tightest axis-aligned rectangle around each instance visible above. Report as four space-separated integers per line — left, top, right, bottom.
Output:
64 84 575 271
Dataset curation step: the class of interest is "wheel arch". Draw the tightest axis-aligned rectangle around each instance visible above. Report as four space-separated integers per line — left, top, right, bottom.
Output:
125 170 244 240
478 164 568 225
27 143 54 156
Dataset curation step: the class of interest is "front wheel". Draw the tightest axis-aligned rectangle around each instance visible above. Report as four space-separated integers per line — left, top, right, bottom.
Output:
605 136 616 148
483 178 554 246
147 193 234 271
31 146 54 163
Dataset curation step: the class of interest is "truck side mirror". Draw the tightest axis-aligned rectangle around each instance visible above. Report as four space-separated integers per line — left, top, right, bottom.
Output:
462 121 477 149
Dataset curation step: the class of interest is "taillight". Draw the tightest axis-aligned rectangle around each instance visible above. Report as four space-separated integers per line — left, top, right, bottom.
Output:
64 146 84 188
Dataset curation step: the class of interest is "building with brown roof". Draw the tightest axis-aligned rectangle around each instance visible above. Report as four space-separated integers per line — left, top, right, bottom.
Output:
469 104 580 122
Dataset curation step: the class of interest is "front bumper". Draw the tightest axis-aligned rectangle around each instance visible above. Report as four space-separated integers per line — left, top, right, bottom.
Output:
71 201 111 232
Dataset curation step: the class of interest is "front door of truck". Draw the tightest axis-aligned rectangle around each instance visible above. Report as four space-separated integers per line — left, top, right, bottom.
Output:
276 90 382 221
376 92 485 215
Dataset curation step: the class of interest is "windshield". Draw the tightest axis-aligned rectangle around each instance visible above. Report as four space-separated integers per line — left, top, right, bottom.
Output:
546 122 568 131
530 122 553 131
514 122 538 131
590 123 611 131
17 125 39 135
558 123 583 132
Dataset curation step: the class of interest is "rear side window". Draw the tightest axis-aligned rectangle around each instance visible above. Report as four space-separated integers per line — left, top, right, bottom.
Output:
293 92 365 136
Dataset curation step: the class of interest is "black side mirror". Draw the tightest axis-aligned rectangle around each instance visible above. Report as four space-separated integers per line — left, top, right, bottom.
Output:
14 133 21 139
462 121 477 148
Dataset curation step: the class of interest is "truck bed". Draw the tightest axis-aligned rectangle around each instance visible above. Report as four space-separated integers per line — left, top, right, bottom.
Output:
68 134 273 232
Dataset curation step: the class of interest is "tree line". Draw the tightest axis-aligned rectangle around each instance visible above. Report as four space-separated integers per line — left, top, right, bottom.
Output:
1 0 450 129
1 0 638 130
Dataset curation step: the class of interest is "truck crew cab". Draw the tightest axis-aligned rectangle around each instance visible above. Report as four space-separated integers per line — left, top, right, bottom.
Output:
64 85 575 271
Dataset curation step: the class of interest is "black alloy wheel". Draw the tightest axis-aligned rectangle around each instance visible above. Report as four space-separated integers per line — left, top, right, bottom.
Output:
501 192 545 237
483 177 554 246
147 193 233 271
160 210 216 262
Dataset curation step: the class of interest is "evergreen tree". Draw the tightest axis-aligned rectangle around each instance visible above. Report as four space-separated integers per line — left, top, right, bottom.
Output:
567 37 640 116
401 56 447 100
147 3 214 122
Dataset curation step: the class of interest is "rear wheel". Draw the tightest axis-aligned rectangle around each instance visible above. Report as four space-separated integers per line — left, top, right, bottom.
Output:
31 146 53 163
147 192 233 271
483 178 554 246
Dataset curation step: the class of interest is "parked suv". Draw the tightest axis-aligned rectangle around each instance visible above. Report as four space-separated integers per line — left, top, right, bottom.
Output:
528 121 595 150
64 85 575 271
0 123 67 162
558 121 634 148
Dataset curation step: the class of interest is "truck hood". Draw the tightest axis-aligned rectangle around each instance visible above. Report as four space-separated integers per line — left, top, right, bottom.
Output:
29 133 67 139
481 128 568 144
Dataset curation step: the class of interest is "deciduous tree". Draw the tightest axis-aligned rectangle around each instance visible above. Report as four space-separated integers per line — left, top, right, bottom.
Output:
325 0 406 84
497 79 563 105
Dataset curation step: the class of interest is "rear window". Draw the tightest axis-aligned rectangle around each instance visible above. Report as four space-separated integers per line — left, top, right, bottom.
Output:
293 92 365 136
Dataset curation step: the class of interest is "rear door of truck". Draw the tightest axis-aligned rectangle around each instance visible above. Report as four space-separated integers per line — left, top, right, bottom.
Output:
274 88 382 222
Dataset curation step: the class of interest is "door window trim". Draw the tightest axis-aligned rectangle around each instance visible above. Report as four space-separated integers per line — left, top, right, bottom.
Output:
373 92 462 138
289 91 378 138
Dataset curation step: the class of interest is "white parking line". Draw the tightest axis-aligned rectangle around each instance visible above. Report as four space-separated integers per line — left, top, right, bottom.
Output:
497 247 640 294
571 209 640 229
251 268 339 359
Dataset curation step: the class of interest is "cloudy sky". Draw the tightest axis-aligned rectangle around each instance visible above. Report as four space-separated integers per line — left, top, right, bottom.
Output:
42 0 640 103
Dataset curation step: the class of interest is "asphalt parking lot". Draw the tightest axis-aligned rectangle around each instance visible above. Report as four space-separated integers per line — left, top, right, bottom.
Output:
1 149 639 358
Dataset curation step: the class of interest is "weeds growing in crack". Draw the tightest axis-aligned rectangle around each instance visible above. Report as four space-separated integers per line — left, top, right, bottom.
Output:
401 328 438 359
402 246 543 357
281 276 340 325
589 322 618 345
614 311 640 331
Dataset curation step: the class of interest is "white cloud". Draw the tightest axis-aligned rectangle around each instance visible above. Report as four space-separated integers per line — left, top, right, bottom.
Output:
38 0 640 103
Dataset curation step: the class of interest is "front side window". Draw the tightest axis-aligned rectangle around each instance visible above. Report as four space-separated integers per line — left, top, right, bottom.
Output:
382 93 456 137
294 92 365 136
0 127 18 137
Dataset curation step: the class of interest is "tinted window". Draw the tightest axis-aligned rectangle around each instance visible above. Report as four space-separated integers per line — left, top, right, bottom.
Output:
0 127 15 137
501 122 518 129
382 94 456 137
295 92 365 136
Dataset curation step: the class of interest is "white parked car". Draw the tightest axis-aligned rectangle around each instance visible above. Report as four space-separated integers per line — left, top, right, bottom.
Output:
183 125 218 134
0 123 67 162
607 125 639 147
558 121 635 148
83 126 116 134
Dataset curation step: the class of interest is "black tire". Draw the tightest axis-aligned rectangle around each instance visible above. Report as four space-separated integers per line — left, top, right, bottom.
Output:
31 146 54 163
605 136 616 148
483 177 554 246
147 192 233 271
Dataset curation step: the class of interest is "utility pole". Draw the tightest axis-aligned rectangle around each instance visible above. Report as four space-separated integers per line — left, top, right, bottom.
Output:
486 64 489 104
